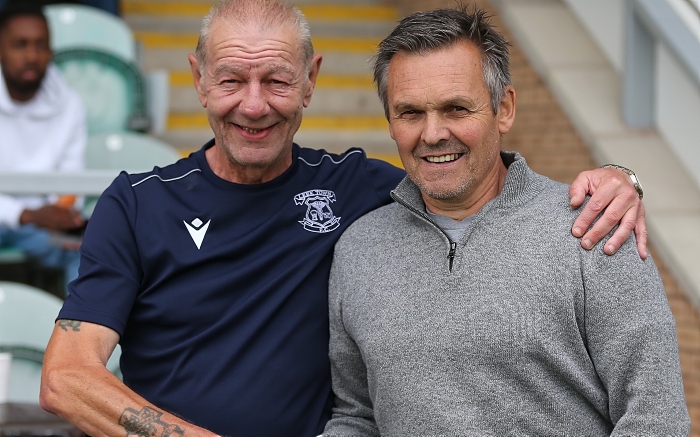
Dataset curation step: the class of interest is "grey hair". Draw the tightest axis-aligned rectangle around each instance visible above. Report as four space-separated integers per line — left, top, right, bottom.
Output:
194 0 314 75
373 6 511 118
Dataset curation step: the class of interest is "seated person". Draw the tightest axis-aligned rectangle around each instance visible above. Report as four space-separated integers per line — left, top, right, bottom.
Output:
0 3 87 293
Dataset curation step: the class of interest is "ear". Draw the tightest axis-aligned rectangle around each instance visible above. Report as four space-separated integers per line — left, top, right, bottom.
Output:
188 53 208 108
388 116 397 141
497 85 516 134
302 53 323 108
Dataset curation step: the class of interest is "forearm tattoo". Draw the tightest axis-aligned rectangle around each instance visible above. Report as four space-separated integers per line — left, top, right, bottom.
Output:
119 406 185 437
58 320 82 332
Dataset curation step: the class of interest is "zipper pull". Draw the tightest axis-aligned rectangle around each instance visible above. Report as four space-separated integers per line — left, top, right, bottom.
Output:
448 241 457 271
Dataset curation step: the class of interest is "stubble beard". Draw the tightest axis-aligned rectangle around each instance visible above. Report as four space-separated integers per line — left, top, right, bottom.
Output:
408 140 474 201
3 71 45 99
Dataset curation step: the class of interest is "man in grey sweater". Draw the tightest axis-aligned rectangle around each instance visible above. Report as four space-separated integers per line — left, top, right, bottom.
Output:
324 6 690 436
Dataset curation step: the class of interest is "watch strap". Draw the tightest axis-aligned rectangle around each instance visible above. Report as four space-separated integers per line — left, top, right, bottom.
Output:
601 164 644 199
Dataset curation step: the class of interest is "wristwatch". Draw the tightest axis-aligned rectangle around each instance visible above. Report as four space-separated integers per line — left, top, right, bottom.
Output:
601 164 644 199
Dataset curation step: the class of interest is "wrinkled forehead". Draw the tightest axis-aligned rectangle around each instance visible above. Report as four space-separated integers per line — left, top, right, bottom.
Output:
207 15 302 55
202 19 304 76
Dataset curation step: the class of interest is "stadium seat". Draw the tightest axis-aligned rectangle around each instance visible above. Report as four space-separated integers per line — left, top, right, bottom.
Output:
0 281 121 403
44 3 170 134
53 48 151 134
86 132 182 172
44 3 136 62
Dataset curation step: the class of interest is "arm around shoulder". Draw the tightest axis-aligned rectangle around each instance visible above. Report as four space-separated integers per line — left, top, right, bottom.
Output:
41 320 218 437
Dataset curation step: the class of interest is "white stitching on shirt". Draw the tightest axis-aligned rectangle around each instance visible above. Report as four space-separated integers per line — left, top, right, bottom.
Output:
298 150 362 167
131 169 202 187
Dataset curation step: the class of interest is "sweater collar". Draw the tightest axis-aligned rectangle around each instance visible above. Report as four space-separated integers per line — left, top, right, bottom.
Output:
391 150 545 216
0 64 68 118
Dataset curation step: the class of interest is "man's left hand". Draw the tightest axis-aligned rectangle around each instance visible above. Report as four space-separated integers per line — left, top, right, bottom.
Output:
569 167 648 259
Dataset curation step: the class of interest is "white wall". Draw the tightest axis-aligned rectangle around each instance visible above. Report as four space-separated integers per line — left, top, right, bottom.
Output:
564 0 700 189
656 45 700 188
563 0 625 72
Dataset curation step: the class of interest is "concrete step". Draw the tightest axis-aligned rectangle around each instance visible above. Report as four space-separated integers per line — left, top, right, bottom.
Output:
122 2 398 21
127 14 396 38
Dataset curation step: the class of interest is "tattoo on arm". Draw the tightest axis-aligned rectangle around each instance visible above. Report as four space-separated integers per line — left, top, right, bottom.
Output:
119 406 185 437
58 320 82 332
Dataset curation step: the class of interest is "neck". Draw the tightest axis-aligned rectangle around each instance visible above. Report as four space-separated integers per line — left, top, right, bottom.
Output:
205 143 293 185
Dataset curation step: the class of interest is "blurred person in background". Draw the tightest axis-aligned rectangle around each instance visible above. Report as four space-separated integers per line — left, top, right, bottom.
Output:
0 3 87 294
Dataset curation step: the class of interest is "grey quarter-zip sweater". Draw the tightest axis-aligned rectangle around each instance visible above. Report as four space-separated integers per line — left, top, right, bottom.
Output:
324 151 689 436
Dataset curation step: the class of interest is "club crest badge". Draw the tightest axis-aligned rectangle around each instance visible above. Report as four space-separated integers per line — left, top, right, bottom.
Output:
294 189 341 233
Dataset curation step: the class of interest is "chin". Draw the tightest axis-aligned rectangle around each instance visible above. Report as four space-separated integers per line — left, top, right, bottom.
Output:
418 180 471 201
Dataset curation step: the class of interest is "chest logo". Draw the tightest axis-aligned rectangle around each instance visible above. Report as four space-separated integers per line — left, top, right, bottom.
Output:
184 217 210 249
294 189 341 233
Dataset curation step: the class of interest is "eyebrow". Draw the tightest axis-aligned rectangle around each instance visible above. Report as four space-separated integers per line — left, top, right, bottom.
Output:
391 102 418 114
213 63 297 77
437 96 478 109
392 96 478 114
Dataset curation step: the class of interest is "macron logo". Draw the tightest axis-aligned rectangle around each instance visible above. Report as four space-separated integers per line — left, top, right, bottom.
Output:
184 218 211 249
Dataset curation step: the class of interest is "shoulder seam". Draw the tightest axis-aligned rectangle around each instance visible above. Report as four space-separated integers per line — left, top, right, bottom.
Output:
131 168 202 187
297 149 363 167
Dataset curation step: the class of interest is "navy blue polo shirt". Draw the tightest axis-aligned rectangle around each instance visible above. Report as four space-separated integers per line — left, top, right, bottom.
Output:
59 141 405 436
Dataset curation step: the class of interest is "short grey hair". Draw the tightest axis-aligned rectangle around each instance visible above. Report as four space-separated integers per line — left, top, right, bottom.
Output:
194 0 314 75
373 6 511 118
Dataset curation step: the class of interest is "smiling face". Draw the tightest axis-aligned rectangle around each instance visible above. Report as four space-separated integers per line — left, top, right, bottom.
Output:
387 41 515 218
189 17 321 184
0 15 52 102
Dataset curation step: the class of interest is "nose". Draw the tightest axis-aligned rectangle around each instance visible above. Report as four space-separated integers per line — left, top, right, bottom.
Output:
421 112 450 146
23 44 40 64
238 82 270 119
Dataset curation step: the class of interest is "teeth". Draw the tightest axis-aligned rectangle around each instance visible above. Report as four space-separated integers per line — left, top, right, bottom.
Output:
426 154 460 163
241 127 261 134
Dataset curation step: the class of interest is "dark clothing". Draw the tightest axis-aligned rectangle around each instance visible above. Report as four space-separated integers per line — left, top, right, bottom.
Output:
59 141 404 436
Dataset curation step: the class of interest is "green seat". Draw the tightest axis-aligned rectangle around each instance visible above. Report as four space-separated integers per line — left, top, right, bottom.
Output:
53 48 150 134
45 3 170 135
0 281 121 403
44 3 136 62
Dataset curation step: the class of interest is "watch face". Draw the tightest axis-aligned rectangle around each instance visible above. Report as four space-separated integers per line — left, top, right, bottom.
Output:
630 175 643 198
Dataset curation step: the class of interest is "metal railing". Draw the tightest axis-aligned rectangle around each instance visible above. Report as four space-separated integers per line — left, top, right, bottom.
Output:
0 171 118 195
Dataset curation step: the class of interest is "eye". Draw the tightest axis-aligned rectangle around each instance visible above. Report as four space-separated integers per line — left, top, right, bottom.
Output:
268 78 291 88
